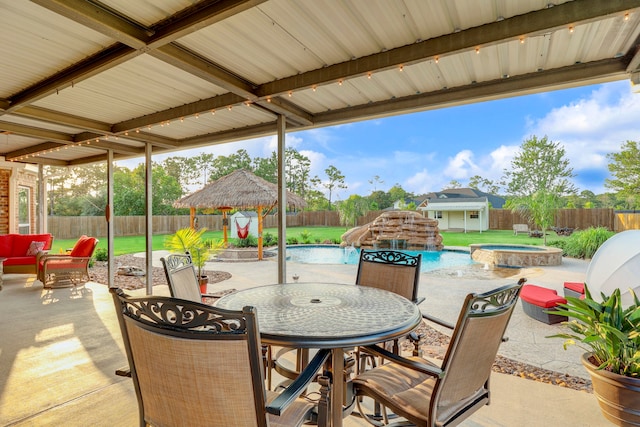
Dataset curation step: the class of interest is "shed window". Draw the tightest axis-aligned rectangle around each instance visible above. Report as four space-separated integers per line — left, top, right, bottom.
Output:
470 211 479 219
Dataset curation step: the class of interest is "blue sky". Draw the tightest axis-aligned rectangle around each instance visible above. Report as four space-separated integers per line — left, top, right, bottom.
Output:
120 80 640 202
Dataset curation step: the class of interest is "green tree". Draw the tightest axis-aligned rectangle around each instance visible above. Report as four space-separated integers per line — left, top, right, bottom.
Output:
316 165 347 210
253 152 278 184
209 149 252 182
444 180 462 189
113 164 183 215
606 140 640 208
468 175 500 194
368 190 391 210
336 195 370 228
161 156 199 194
387 184 411 206
285 148 312 198
368 175 384 192
503 135 577 244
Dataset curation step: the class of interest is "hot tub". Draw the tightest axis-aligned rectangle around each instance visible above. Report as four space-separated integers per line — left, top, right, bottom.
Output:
469 244 562 267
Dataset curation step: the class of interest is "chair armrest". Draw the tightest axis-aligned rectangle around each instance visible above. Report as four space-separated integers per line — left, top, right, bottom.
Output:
421 312 454 330
266 348 331 416
41 255 92 264
359 344 444 379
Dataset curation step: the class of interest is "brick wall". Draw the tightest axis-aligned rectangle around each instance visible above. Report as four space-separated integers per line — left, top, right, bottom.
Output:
0 169 9 234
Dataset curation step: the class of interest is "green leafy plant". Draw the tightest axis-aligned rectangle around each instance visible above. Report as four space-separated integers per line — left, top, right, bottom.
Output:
233 234 258 248
548 284 640 377
263 232 277 246
165 227 222 279
94 247 108 262
549 227 614 259
300 229 313 244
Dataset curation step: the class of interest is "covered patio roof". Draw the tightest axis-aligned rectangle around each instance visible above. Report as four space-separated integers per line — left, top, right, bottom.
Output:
1 0 640 166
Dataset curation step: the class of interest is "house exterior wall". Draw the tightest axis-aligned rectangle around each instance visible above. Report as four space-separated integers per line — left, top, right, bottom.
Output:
422 201 489 231
0 161 39 235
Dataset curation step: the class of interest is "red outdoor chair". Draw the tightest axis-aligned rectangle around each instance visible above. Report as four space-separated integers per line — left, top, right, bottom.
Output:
37 235 99 288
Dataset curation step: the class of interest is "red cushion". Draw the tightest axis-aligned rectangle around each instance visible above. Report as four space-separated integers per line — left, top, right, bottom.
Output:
4 256 37 266
0 235 14 258
12 234 52 255
40 258 87 271
70 236 97 257
563 282 584 294
520 285 566 308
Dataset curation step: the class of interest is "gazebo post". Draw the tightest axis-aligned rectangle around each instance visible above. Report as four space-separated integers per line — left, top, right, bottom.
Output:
222 208 230 246
189 207 196 229
257 205 264 260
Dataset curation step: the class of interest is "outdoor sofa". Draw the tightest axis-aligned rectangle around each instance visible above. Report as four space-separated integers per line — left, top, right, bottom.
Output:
0 233 54 274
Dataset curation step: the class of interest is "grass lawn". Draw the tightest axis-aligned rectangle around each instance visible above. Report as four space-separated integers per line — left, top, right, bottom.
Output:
50 226 558 256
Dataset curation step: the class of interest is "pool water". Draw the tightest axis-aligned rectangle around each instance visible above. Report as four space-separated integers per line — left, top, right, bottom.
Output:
281 246 475 272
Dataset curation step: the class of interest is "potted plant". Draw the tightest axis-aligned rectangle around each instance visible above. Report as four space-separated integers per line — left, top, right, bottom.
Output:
549 285 640 426
165 227 215 293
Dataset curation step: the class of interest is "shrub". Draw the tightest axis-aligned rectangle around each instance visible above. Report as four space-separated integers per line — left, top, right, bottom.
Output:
234 234 258 248
263 232 277 246
287 236 299 245
94 247 108 262
549 227 614 259
300 229 313 244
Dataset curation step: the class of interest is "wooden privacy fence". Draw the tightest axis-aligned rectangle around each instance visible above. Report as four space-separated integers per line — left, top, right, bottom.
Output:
47 208 637 239
488 208 617 231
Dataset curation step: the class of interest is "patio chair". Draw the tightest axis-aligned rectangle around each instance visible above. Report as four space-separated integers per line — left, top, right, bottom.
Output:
350 279 525 426
355 249 423 360
160 254 219 303
37 235 98 288
110 287 326 427
356 249 423 304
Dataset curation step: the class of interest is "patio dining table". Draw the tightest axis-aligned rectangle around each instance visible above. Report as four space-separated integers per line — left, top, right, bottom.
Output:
216 282 422 427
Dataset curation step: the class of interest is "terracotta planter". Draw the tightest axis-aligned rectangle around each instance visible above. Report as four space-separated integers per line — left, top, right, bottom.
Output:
199 276 208 294
582 353 640 426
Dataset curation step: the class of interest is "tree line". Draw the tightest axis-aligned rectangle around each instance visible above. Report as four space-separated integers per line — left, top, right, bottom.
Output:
45 138 640 238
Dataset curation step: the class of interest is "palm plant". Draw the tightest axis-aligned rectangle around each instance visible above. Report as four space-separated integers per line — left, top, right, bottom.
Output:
549 284 640 377
165 227 217 280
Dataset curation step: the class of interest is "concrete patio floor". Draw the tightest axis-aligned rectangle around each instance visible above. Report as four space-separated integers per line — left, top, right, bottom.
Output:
0 254 609 426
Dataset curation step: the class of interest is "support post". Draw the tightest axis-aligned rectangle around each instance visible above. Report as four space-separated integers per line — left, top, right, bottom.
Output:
106 150 115 289
277 115 287 283
145 144 153 295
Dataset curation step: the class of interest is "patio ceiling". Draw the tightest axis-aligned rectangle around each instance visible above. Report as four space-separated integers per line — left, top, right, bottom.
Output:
1 0 640 167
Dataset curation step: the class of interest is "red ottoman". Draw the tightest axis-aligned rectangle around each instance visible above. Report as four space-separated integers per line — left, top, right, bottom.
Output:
563 282 585 298
520 284 568 324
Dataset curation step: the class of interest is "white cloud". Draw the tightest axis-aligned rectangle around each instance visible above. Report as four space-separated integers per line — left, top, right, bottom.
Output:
443 150 480 179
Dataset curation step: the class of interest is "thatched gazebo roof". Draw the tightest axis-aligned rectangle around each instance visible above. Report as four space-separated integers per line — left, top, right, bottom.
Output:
174 169 306 210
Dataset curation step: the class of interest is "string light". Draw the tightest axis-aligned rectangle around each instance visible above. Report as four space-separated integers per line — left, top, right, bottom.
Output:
288 91 293 97
228 105 233 111
195 113 199 119
569 26 574 33
624 13 629 21
399 65 404 72
312 85 317 91
338 79 343 85
520 37 525 44
475 47 480 54
267 97 272 102
367 72 372 79
434 56 439 63
211 109 215 115
180 117 184 122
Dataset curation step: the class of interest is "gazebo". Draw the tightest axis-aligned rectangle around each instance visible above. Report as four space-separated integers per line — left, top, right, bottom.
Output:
174 169 307 260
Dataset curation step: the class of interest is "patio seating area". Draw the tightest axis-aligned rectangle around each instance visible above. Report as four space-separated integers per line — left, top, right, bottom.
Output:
0 256 609 426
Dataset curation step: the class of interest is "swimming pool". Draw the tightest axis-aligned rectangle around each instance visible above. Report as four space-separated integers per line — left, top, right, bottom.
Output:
278 245 475 272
